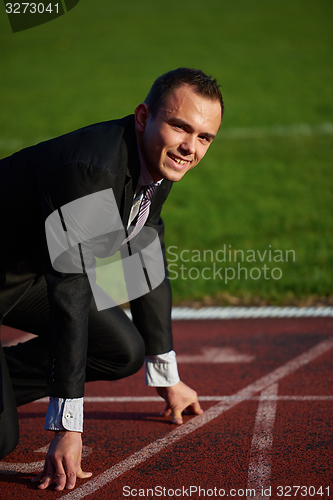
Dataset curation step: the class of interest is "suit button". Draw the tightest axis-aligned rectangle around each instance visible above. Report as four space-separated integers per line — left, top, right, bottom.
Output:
65 413 72 419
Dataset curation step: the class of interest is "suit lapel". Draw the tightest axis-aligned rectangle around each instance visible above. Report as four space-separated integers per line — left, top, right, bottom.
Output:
121 116 141 228
122 174 135 228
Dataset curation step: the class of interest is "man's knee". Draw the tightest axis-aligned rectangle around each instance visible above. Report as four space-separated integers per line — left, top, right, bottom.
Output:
86 334 145 382
118 335 145 377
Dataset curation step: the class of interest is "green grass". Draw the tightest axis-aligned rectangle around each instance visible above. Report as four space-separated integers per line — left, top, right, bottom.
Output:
1 0 332 305
164 133 332 304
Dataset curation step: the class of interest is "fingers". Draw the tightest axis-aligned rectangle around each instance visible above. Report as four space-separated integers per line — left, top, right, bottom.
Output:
171 408 183 425
188 400 204 416
161 397 201 425
35 459 66 490
32 455 92 490
57 457 76 491
160 402 171 418
158 381 204 426
34 467 92 490
160 403 182 424
77 468 93 479
31 467 46 483
31 431 93 490
170 401 203 424
37 469 57 490
161 405 183 424
35 466 78 490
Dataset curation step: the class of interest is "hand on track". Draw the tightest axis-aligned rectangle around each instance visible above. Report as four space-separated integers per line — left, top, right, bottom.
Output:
156 380 203 425
32 431 92 491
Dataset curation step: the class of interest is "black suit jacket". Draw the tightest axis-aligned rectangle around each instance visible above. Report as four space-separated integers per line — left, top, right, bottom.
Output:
0 115 173 399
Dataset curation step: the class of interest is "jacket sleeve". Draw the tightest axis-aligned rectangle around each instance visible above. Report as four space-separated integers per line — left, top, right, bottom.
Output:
129 186 174 356
39 162 118 398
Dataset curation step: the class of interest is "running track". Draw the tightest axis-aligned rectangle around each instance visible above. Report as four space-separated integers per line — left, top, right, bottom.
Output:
0 308 332 500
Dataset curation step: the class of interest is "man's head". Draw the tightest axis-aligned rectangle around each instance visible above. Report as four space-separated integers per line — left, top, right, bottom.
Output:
144 67 224 120
135 68 223 183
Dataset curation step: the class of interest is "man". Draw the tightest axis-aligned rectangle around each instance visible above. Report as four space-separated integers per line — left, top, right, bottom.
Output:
0 68 223 490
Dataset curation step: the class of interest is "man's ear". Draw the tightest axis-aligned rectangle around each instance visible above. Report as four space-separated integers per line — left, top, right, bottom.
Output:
134 103 150 132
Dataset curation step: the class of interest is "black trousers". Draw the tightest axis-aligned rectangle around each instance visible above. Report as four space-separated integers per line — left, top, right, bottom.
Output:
0 269 146 459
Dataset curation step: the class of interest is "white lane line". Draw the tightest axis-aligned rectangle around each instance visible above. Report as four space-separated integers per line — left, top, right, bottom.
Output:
123 306 333 320
33 395 333 404
0 460 45 474
169 306 333 320
247 383 278 500
2 306 333 349
1 123 332 152
176 346 255 363
0 446 93 475
59 337 333 500
217 122 333 140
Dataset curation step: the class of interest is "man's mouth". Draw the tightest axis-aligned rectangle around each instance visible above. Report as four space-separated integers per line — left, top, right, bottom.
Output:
167 153 190 166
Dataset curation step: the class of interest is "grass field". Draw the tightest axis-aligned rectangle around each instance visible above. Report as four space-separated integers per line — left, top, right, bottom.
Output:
1 0 332 305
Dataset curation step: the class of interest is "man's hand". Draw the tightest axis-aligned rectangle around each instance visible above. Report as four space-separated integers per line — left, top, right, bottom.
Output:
156 380 203 425
32 431 92 491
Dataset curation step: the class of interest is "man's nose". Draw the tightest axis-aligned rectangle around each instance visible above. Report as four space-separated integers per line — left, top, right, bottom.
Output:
180 135 196 155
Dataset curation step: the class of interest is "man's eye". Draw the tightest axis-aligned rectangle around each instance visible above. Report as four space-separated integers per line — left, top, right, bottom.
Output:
173 124 184 130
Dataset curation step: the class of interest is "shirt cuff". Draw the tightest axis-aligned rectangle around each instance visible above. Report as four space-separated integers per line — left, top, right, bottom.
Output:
145 350 180 387
44 397 84 432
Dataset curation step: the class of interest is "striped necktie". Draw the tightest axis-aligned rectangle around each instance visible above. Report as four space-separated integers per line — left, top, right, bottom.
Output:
123 183 159 243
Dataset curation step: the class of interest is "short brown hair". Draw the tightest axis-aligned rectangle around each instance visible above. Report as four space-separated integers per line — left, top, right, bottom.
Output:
144 67 224 119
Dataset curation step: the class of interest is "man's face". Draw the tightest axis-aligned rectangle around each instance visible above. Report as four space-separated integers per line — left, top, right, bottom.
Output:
135 84 222 182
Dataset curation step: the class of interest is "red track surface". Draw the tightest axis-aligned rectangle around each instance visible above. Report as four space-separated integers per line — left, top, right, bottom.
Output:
0 317 332 499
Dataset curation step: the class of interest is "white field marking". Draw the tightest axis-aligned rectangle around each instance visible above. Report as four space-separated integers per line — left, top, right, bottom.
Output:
176 346 255 363
166 306 333 320
247 383 278 500
0 459 45 475
2 306 333 349
217 122 333 140
1 123 332 152
58 337 333 500
0 446 92 475
33 394 333 404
